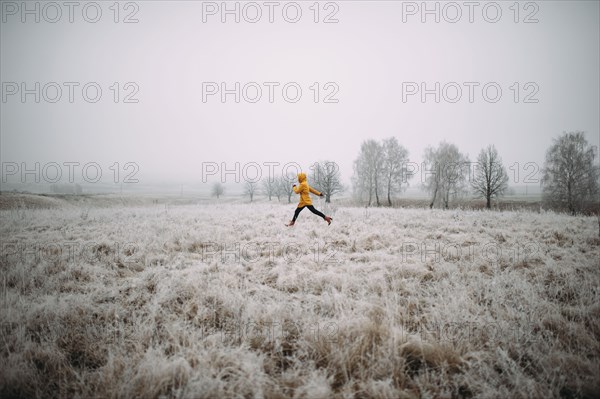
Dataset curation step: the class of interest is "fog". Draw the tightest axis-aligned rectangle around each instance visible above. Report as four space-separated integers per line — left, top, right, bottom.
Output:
1 1 599 190
2 3 600 396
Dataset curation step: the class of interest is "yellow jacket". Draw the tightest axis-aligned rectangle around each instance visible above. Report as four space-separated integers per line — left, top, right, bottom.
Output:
293 173 321 207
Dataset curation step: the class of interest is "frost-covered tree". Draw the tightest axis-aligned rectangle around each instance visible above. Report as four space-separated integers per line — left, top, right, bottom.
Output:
243 181 257 202
542 131 599 215
211 182 224 199
261 178 277 201
309 161 344 203
471 145 509 209
381 137 411 206
278 175 295 203
423 141 469 209
353 139 384 206
272 177 284 202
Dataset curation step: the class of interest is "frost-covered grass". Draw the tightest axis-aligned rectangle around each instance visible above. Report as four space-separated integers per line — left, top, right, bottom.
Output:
1 201 599 398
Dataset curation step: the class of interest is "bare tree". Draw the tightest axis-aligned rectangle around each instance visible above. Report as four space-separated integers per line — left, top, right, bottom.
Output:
243 181 258 202
275 172 296 203
280 178 294 203
261 178 277 201
310 161 344 203
381 137 410 206
471 145 509 209
273 176 284 201
423 141 469 209
211 182 224 199
352 139 384 206
542 131 599 215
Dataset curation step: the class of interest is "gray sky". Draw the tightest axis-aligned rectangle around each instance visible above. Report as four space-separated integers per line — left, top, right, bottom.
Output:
1 0 599 188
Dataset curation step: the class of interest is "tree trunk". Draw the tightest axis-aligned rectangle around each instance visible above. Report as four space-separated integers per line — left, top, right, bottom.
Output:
429 186 438 209
374 173 380 206
567 181 573 215
486 195 491 209
387 176 392 206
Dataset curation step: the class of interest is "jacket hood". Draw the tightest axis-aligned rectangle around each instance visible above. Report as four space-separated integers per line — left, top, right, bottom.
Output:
297 173 307 183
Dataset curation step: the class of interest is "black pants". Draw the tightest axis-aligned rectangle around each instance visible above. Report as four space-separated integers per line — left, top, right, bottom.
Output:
293 205 326 221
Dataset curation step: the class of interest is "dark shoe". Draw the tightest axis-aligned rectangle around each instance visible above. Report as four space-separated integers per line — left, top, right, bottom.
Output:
324 216 332 225
286 220 295 227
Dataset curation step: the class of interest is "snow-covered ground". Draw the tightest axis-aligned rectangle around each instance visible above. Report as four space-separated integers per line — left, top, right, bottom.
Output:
1 200 599 398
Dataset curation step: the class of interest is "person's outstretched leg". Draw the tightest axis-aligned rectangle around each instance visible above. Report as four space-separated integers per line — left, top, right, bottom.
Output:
287 206 305 226
306 205 333 225
293 206 305 221
306 205 326 218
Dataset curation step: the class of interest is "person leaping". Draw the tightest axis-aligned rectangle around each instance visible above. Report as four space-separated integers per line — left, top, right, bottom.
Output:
286 172 333 227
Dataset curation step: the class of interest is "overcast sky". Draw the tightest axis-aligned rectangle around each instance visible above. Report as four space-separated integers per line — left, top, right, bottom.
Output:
1 0 599 188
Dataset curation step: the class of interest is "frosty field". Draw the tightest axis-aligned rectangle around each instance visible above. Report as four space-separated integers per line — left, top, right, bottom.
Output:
1 197 599 398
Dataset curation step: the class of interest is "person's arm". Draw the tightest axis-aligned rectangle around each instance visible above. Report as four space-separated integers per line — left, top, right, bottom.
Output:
309 186 322 196
293 184 301 194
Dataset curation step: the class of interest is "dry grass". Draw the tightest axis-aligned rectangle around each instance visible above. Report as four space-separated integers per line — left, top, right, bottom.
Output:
1 199 599 398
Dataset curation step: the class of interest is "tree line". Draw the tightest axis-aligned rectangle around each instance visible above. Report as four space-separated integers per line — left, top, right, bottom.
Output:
211 161 343 204
352 132 599 214
212 131 599 215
